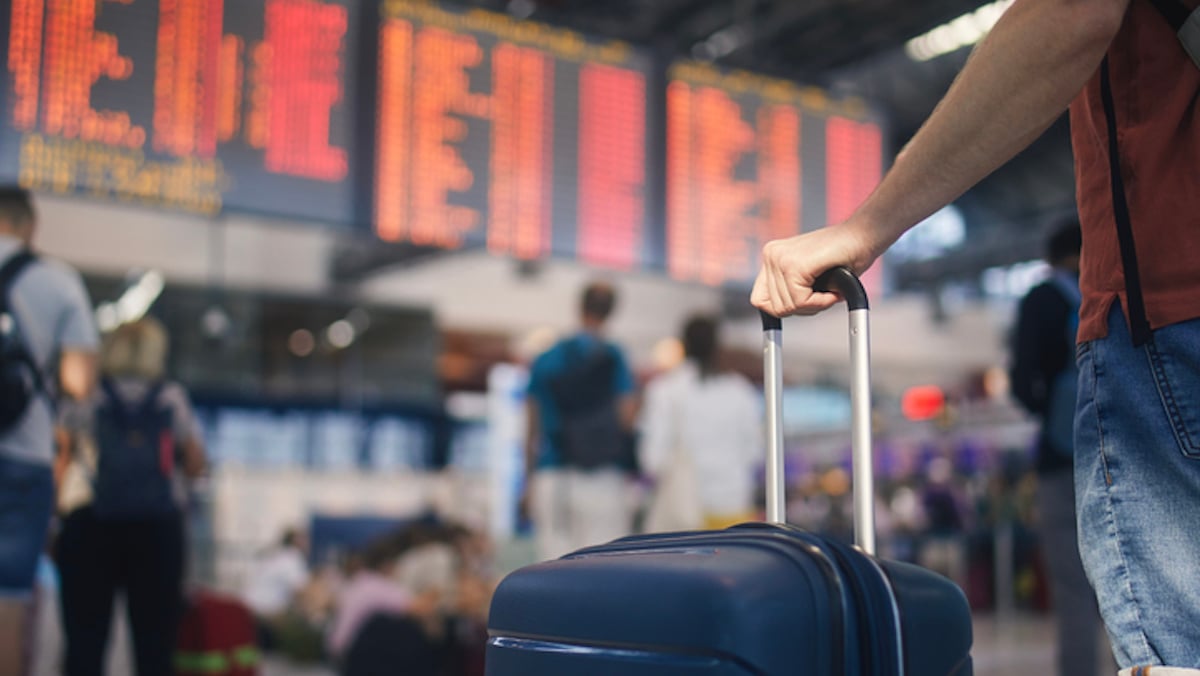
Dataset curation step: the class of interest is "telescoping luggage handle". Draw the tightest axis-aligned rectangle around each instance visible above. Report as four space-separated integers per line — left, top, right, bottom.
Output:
760 266 875 555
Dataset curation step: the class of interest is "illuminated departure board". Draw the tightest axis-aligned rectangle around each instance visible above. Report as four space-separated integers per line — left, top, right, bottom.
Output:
0 0 360 223
374 0 653 270
666 61 885 288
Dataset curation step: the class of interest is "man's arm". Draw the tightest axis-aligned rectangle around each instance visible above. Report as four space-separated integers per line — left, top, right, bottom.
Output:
58 349 95 401
57 268 100 400
752 0 1129 317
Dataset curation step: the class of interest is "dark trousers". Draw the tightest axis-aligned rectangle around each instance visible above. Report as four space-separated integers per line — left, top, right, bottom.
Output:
56 508 185 676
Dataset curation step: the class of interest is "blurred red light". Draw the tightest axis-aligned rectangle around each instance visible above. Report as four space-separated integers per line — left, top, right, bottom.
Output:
902 385 945 421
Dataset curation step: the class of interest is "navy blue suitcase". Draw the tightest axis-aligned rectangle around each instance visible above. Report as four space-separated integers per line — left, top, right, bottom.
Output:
486 269 973 675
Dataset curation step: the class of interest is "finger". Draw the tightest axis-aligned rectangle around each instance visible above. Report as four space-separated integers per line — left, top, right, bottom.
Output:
750 268 771 312
795 291 841 316
763 259 792 316
761 242 797 316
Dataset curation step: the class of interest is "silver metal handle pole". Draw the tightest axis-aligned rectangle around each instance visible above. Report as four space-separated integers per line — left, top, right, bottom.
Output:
848 308 875 555
812 267 876 555
763 322 786 524
760 268 874 548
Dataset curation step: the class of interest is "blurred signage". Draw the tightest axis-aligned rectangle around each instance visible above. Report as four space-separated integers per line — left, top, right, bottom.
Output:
373 0 655 270
782 386 852 434
197 403 441 471
0 0 362 223
665 61 885 290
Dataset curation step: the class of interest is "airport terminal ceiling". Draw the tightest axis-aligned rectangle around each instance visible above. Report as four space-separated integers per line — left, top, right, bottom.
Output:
0 0 1076 292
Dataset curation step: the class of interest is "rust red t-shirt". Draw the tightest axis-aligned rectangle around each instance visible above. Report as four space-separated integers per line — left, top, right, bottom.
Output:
1069 0 1200 342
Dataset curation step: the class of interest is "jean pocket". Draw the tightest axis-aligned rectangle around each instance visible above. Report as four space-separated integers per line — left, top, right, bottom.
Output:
1146 322 1200 459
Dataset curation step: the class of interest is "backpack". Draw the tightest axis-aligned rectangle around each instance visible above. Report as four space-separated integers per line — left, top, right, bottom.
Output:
547 339 633 470
1044 274 1081 458
0 250 46 435
92 377 179 518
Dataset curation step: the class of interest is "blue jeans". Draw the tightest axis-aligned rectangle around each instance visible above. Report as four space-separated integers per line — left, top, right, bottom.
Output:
1075 306 1200 670
0 456 54 597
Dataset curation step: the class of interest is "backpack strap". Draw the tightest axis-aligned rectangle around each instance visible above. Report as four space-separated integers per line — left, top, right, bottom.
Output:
136 381 167 417
0 251 36 313
99 377 167 418
0 250 48 398
99 376 130 419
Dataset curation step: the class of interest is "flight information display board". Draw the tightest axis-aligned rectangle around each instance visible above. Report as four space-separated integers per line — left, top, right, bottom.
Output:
1 0 360 223
666 61 884 288
374 0 653 270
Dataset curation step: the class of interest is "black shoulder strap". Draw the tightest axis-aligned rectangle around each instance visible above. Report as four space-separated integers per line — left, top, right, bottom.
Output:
0 250 49 397
0 250 36 314
1099 57 1153 346
137 380 167 416
100 377 129 418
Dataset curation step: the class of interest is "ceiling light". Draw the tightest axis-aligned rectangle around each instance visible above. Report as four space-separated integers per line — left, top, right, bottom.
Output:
905 0 1015 62
289 329 316 357
327 320 356 349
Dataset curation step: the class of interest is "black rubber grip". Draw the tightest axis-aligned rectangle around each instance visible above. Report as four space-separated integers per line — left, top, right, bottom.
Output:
814 266 869 311
758 266 868 331
760 311 782 332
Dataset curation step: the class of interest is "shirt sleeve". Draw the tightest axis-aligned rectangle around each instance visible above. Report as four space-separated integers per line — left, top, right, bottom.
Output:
526 352 549 401
163 382 203 445
54 265 99 351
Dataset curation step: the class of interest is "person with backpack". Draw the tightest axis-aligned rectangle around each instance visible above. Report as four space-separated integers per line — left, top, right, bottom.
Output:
750 1 1200 672
523 281 638 561
1011 221 1112 676
0 187 98 676
55 317 206 676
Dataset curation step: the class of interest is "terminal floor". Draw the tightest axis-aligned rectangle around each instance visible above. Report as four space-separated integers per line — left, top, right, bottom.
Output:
258 614 1108 676
35 609 1108 675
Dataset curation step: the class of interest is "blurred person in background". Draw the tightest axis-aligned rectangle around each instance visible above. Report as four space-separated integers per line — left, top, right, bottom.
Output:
1011 220 1110 676
0 187 98 676
917 457 969 589
55 317 206 676
522 281 638 560
242 527 311 650
639 315 762 531
329 520 493 675
326 539 440 667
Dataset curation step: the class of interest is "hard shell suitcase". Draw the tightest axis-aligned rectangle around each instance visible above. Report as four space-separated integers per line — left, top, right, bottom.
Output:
486 268 974 675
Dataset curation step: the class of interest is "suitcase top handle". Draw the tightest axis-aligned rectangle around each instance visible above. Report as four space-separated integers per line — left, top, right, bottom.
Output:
759 266 876 555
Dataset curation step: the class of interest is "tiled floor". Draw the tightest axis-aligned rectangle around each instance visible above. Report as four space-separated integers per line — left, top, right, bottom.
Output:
256 614 1111 676
37 604 1111 675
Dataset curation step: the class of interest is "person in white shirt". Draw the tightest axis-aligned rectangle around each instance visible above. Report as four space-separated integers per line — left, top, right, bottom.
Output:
639 316 763 531
244 529 311 622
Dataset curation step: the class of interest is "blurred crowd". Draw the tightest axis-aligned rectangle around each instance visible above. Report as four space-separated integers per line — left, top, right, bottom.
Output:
240 518 494 676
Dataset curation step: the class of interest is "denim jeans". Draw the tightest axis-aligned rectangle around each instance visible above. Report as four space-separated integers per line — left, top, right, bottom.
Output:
0 456 54 597
1075 306 1200 670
